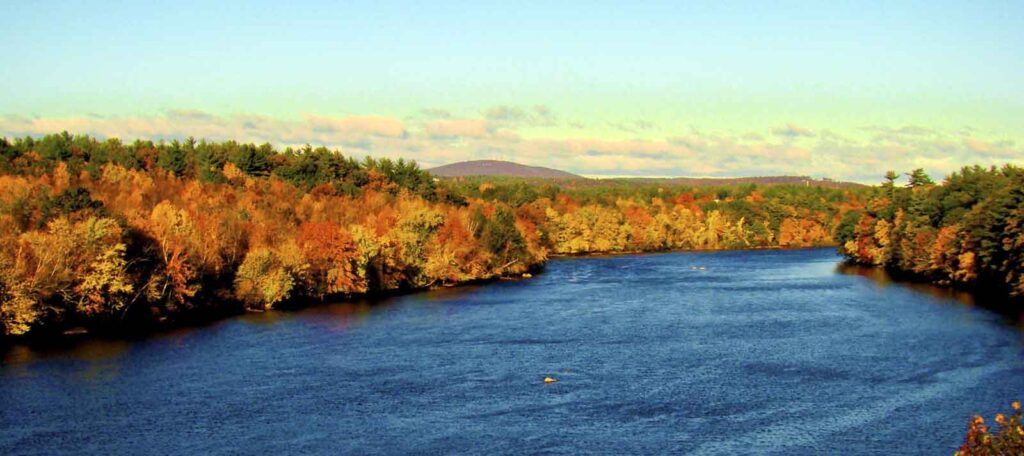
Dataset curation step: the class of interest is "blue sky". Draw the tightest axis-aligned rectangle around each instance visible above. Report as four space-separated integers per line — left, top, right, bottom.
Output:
1 0 1021 181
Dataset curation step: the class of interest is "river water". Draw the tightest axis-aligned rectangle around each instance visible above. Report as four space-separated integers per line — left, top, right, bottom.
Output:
2 248 1023 455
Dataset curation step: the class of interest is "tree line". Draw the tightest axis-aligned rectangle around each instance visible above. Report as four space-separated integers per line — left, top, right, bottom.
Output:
0 133 540 337
446 175 870 254
9 131 999 338
835 165 1024 304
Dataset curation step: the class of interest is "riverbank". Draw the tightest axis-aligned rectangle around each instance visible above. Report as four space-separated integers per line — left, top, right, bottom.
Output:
834 165 1024 316
5 248 1020 454
549 243 838 259
11 242 1017 350
0 263 545 347
4 245 848 345
15 239 1024 350
837 262 1024 323
9 236 1023 351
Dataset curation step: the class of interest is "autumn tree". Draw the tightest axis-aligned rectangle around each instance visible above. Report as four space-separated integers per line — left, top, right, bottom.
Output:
296 221 366 296
234 242 309 310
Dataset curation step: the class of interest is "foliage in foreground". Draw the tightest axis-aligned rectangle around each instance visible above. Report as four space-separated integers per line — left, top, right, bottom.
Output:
958 401 1024 456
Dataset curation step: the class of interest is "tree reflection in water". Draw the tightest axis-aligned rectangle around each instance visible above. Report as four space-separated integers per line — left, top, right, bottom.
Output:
835 263 1024 325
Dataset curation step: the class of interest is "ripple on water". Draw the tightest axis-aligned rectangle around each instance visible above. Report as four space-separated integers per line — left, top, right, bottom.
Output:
2 248 1023 455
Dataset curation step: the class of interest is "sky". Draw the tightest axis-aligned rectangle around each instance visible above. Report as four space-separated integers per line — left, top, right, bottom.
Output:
1 0 1021 182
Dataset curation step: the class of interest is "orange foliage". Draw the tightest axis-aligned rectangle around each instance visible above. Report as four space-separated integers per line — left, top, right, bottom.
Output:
296 221 365 295
778 218 831 248
958 402 1024 455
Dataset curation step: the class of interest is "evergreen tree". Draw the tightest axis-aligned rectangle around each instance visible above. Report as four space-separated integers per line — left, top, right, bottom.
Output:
906 168 934 188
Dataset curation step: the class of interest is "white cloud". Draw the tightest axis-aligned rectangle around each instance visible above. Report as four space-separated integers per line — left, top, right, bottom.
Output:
1 109 1021 183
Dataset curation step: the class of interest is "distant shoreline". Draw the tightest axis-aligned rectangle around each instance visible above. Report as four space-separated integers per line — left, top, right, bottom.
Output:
548 244 837 259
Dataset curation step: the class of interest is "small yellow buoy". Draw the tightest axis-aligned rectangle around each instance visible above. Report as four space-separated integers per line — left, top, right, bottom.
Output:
523 273 533 278
543 377 558 384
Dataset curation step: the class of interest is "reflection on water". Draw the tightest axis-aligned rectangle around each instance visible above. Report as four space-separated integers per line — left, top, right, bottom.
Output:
239 283 491 333
2 337 130 366
835 263 977 306
2 337 130 381
1 262 1016 370
241 300 379 333
2 283 494 369
836 262 1024 326
2 249 1023 455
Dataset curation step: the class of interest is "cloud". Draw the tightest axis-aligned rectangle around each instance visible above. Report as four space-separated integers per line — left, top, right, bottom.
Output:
1 111 1021 183
482 104 556 127
609 120 656 134
166 109 221 124
423 119 493 139
303 115 405 138
863 125 937 137
963 137 992 153
483 106 527 122
419 108 453 119
771 123 815 138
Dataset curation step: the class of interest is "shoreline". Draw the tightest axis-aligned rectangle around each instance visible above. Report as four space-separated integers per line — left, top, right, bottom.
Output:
0 265 544 350
5 244 1018 351
836 261 1024 323
4 246 805 347
547 244 838 260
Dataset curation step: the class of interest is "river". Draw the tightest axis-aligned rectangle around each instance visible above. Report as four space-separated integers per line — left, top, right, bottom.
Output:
2 248 1022 454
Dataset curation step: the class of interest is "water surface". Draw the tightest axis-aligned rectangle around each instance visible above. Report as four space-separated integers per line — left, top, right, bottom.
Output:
2 248 1023 454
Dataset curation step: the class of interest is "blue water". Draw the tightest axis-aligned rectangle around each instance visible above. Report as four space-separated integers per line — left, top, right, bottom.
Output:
2 248 1023 455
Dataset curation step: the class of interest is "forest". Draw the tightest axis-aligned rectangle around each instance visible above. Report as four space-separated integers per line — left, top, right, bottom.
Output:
836 166 1024 306
0 132 545 337
2 131 1020 338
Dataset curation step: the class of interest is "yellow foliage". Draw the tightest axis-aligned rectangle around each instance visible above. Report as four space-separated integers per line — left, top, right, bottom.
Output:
0 216 127 334
222 162 246 181
954 251 977 283
75 243 133 316
234 242 310 310
51 162 71 194
143 202 208 307
0 255 39 336
779 217 831 249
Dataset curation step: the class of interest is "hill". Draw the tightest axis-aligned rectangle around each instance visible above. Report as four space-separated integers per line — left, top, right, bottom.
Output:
429 160 581 179
611 176 864 189
429 160 862 188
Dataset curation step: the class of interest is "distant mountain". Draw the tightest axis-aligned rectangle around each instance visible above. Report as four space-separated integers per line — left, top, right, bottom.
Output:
612 176 864 189
429 160 581 179
429 160 863 188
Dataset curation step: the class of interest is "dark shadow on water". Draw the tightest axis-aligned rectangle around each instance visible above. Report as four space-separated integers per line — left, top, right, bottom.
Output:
241 282 492 324
836 263 1023 325
18 257 1019 367
1 337 131 367
0 320 221 368
2 282 497 367
836 263 977 306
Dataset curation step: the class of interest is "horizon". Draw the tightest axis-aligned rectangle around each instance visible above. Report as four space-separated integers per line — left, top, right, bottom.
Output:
2 1 1021 183
432 158 863 183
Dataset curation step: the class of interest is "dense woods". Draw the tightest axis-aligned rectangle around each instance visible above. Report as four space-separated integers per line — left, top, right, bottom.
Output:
836 165 1024 305
0 133 544 337
4 132 1021 338
445 175 868 253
